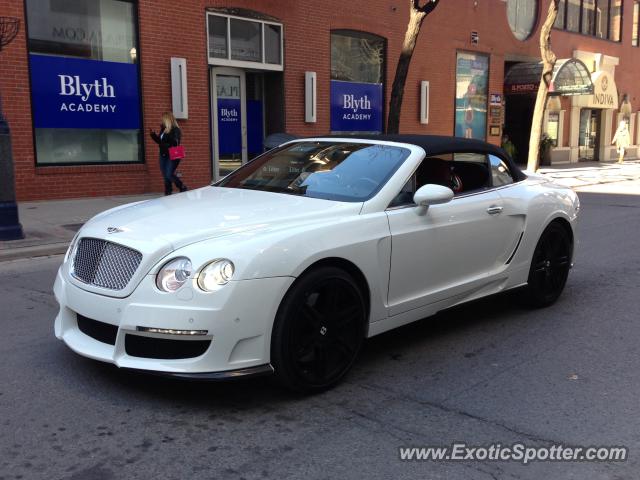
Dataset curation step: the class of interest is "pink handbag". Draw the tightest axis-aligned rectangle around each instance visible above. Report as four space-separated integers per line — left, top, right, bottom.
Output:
168 145 185 161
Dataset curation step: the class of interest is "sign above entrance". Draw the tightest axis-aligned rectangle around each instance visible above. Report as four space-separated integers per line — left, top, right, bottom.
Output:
574 70 618 109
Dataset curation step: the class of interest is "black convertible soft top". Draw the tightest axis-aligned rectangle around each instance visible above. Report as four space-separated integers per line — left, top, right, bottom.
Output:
320 134 527 182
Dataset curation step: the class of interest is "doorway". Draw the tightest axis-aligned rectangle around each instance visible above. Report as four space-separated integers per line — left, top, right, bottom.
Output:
578 108 601 161
211 67 266 180
503 94 535 165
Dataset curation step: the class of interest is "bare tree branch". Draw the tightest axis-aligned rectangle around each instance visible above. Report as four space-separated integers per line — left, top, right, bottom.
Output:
387 0 440 133
414 0 440 14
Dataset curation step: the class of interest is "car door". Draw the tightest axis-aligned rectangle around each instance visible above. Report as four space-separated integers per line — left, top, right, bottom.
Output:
488 154 528 266
385 153 521 316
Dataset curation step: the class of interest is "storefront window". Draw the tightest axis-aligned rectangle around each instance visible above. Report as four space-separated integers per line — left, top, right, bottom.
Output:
330 31 385 134
26 0 142 165
206 13 283 71
547 112 560 146
506 0 538 40
555 0 623 41
455 52 489 141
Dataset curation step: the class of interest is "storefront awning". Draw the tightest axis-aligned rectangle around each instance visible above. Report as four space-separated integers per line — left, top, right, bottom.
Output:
504 58 594 96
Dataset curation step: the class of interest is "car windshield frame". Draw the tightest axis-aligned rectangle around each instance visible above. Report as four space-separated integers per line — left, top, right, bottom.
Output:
215 141 412 202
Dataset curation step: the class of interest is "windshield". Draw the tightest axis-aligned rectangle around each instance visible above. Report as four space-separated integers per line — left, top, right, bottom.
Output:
217 141 411 202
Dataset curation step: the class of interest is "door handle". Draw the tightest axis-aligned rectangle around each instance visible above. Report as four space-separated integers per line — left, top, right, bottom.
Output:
486 205 503 215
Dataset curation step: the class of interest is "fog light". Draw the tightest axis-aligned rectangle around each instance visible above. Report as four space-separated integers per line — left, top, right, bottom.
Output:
136 326 208 336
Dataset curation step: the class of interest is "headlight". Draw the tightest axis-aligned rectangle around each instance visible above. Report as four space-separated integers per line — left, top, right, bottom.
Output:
156 257 192 292
197 259 235 292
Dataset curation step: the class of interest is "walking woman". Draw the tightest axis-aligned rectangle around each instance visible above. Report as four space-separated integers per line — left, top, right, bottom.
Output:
150 112 188 195
611 120 631 164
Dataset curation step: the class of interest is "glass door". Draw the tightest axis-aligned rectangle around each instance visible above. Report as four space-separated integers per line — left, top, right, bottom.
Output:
578 108 601 161
212 67 247 179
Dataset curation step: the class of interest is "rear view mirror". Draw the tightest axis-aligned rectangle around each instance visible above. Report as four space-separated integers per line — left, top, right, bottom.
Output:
413 184 454 207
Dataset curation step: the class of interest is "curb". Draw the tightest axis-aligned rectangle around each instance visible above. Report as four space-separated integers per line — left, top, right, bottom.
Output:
0 242 68 262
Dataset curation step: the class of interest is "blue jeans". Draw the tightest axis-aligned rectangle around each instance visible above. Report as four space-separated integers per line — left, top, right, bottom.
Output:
159 153 184 195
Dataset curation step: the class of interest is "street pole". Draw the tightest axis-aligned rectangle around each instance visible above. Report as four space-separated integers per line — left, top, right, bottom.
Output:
0 16 24 240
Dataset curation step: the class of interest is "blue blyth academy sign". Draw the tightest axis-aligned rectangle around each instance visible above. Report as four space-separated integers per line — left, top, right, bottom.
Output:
29 54 141 130
330 80 383 133
217 98 241 155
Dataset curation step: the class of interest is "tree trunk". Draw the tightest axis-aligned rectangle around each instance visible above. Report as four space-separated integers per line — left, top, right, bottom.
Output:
387 5 427 134
527 0 559 172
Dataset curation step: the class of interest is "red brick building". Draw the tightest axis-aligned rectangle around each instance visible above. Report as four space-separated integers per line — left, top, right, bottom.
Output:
1 0 639 200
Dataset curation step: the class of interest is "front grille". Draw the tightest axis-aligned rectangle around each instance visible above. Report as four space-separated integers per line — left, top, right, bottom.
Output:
125 334 211 360
72 238 142 290
77 314 118 345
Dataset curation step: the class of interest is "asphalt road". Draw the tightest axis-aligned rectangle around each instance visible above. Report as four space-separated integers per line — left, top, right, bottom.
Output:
1 189 639 480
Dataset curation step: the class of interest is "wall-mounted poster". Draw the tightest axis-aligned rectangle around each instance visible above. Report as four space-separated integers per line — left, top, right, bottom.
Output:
29 54 141 130
330 80 383 133
455 52 489 140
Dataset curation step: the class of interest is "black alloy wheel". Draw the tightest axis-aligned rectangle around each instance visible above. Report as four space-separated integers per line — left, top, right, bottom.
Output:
520 221 572 308
271 266 367 392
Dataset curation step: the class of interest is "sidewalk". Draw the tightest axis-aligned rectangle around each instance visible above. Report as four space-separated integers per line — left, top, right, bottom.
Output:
0 194 159 262
1 160 639 262
537 159 640 189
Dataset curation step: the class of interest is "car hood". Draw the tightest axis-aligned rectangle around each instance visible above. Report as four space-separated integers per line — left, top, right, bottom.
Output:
80 186 362 250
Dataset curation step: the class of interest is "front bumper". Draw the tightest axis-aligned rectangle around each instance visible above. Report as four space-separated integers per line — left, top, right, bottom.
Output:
54 267 293 376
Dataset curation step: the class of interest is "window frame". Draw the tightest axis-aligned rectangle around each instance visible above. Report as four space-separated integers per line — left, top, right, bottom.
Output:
24 0 145 167
206 12 284 71
330 29 386 84
506 0 539 41
489 154 516 187
546 112 561 147
553 0 624 42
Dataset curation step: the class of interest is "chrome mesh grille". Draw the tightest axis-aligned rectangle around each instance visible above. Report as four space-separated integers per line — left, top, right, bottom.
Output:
72 238 142 291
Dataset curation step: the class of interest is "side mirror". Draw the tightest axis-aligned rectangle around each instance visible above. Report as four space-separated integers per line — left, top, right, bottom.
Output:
413 184 454 207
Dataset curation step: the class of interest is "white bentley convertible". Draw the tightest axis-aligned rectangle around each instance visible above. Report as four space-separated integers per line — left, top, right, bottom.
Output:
54 136 579 391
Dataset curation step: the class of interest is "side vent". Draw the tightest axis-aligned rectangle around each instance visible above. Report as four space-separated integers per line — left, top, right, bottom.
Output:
505 231 525 265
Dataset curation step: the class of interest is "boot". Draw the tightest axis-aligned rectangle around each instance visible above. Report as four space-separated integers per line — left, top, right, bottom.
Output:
175 178 188 192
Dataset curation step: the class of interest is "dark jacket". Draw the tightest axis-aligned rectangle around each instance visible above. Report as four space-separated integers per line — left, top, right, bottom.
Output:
150 126 181 156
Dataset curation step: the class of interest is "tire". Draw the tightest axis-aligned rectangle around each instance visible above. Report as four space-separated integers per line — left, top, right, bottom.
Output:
271 266 367 392
519 221 572 308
